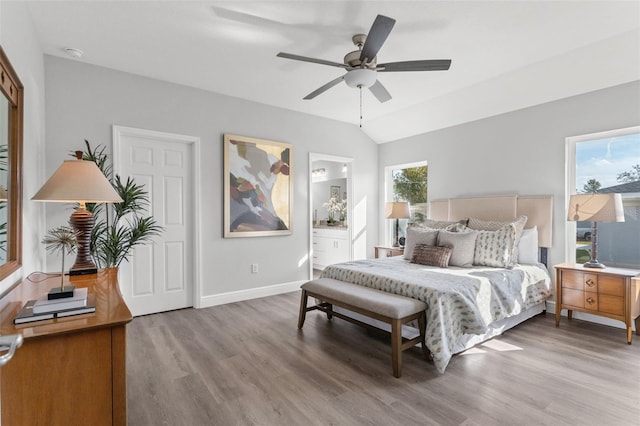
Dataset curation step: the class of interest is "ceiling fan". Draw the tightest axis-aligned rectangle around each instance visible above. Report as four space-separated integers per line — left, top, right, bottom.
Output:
276 14 452 103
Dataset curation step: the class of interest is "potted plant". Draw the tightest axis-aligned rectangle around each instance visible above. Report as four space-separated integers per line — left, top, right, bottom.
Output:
72 140 162 269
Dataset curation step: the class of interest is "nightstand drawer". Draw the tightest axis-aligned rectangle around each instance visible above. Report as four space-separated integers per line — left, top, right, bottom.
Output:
562 270 586 290
562 288 585 308
599 294 624 315
598 276 624 297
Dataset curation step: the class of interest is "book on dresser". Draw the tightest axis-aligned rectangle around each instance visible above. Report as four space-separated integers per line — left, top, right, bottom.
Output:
13 299 96 325
33 287 88 314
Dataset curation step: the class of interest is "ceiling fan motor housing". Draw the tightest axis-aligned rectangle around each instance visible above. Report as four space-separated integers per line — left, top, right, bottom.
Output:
344 50 377 69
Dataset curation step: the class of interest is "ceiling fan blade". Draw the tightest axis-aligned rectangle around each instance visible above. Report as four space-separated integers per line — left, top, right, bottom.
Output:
303 75 346 100
369 80 392 103
377 59 452 72
360 15 396 64
277 52 348 69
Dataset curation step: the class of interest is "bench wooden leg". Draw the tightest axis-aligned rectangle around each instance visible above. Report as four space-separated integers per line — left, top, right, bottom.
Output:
391 318 402 378
326 303 333 320
298 290 308 329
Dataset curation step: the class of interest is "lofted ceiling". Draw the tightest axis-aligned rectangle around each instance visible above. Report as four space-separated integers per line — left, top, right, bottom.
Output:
26 1 640 143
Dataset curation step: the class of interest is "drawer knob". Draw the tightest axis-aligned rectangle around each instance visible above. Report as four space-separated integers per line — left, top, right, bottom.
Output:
586 279 595 287
586 297 595 305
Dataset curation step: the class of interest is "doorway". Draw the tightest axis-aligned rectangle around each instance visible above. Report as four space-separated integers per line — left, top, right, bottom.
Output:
309 153 353 279
113 125 201 316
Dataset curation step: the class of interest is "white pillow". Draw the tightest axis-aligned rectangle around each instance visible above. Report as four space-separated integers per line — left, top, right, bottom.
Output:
404 227 439 260
517 226 539 264
473 224 516 268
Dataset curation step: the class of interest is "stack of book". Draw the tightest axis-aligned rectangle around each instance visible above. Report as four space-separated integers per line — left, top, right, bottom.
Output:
13 287 96 325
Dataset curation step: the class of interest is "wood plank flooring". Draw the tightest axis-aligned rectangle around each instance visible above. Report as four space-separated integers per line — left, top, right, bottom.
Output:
127 291 640 425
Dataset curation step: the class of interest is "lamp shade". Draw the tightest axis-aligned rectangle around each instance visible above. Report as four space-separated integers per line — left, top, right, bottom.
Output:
567 193 624 222
385 202 411 219
31 160 123 203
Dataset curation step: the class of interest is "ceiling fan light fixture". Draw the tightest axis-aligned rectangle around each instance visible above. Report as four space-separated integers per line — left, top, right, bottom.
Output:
344 69 377 89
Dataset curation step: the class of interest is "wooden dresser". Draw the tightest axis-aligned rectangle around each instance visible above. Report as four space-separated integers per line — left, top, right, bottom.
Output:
0 268 132 425
554 263 640 343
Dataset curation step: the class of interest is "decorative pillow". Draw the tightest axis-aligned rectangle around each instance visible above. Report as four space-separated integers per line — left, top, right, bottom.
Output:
422 219 468 229
444 222 469 232
517 226 539 265
411 244 452 268
473 224 517 268
404 227 439 260
437 230 478 268
467 215 527 262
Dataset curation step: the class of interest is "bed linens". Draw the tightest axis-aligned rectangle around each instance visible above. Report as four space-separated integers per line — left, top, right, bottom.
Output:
320 257 551 373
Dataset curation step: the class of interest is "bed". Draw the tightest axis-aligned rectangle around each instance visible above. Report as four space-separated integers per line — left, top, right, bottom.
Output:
319 194 554 373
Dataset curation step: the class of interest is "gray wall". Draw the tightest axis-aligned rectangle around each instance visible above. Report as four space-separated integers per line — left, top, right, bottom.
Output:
379 81 640 269
0 2 47 293
43 56 379 298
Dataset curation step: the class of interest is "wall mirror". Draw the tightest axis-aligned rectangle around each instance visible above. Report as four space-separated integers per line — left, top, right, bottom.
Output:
0 45 23 280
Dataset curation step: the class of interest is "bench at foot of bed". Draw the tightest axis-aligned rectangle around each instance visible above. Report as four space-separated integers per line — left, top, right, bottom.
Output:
298 278 427 378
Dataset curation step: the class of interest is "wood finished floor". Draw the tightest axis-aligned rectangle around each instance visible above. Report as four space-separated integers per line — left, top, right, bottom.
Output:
127 291 640 425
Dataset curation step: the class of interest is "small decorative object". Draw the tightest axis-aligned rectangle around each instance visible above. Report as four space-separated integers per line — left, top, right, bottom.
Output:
224 134 292 237
323 196 347 226
385 201 411 247
567 193 625 268
41 226 80 299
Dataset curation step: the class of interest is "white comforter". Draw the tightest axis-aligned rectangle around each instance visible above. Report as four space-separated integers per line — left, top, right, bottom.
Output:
320 257 551 373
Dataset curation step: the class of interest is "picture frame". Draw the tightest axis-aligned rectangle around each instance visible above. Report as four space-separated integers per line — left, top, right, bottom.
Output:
224 134 293 238
330 186 340 200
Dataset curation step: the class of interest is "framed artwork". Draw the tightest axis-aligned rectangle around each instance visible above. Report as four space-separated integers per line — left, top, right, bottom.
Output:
224 134 293 238
330 186 340 200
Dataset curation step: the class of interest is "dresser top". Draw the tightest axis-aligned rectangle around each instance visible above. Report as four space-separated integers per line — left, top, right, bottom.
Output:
554 263 640 277
0 268 132 339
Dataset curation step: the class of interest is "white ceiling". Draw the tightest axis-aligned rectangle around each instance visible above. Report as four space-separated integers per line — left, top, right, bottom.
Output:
27 1 640 143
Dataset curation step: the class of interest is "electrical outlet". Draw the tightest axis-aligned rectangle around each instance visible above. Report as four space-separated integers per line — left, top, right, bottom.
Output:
251 264 259 273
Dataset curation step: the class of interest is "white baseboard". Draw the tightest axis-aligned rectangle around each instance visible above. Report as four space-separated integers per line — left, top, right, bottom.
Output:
198 280 305 308
546 301 636 331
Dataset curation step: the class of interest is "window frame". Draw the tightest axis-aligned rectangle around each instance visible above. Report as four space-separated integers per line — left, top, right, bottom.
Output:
384 160 428 246
565 125 640 264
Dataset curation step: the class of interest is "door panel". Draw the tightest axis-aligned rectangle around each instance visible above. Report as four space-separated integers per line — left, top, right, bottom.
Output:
114 127 195 316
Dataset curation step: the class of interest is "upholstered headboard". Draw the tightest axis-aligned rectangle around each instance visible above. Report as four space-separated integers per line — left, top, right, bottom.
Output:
429 195 553 248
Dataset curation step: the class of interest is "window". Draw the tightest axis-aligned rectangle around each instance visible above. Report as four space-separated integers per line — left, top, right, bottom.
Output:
385 161 428 245
566 127 640 268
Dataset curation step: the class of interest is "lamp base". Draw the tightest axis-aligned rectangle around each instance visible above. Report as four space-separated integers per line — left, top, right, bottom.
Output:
69 267 98 276
48 285 76 300
583 260 606 269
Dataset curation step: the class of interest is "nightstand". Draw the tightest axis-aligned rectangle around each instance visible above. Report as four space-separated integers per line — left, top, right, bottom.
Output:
554 263 640 344
375 246 404 259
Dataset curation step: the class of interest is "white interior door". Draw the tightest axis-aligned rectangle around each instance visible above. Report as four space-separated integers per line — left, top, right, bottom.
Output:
113 126 199 316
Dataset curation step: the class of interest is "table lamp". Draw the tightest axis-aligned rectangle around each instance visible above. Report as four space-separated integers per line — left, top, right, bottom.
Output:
567 193 624 269
32 151 123 297
385 201 411 247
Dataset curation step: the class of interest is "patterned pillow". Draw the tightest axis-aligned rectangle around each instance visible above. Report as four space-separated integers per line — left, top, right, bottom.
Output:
437 230 478 267
411 244 452 268
404 227 439 260
473 224 517 268
467 215 527 262
422 219 468 229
